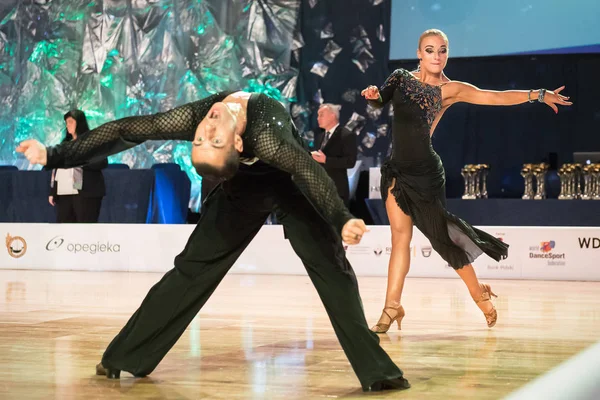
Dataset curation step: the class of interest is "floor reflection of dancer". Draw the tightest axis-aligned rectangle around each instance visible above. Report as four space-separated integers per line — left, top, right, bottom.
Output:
18 90 410 392
362 29 572 333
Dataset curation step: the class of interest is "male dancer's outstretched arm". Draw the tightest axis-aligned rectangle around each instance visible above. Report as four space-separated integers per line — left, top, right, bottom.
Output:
17 91 367 243
18 92 232 169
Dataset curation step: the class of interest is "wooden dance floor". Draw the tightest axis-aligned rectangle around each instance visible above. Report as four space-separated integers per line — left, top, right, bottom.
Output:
0 270 598 399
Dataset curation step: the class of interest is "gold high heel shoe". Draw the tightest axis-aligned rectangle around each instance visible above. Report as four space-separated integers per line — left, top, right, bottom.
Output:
370 306 405 333
475 283 498 328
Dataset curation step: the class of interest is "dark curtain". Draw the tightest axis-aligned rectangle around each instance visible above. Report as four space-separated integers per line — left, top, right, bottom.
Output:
294 0 599 201
391 53 600 198
293 0 392 159
293 0 393 222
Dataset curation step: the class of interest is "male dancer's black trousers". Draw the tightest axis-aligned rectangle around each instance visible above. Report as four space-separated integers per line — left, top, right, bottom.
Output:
101 165 404 390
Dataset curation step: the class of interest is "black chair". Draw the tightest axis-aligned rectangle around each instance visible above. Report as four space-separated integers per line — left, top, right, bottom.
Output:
106 163 130 169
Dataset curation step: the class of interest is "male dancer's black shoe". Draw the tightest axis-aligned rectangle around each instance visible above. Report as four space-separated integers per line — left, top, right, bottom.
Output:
95 362 121 379
368 377 411 392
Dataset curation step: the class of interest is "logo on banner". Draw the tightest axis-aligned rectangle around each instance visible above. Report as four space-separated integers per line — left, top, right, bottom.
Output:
345 245 378 256
420 245 432 257
540 241 554 252
529 240 566 266
486 263 515 272
346 244 414 258
46 236 65 251
345 244 413 258
578 237 600 249
6 234 27 258
479 233 515 272
45 235 121 254
374 246 398 256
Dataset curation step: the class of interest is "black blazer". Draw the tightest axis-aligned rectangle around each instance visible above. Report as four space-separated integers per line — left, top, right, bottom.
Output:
314 125 357 203
50 159 108 198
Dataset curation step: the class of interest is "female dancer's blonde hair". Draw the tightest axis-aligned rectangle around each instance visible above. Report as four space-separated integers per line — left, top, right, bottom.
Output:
418 29 449 49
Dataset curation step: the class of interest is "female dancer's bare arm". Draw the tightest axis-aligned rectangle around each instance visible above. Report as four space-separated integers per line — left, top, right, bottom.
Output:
442 82 573 113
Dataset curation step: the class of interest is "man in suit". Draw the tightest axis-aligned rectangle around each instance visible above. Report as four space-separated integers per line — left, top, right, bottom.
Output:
312 104 357 206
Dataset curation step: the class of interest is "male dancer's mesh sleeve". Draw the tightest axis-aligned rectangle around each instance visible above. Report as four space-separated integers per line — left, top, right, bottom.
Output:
248 95 355 233
45 92 230 169
45 91 355 234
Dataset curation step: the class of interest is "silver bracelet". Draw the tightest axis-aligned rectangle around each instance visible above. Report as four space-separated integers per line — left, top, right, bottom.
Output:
528 89 535 103
537 89 546 103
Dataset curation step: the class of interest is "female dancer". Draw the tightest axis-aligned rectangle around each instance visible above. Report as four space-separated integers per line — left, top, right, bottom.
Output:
362 29 571 332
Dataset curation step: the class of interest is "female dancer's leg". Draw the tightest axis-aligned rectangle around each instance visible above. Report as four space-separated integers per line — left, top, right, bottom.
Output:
371 183 498 332
371 182 412 333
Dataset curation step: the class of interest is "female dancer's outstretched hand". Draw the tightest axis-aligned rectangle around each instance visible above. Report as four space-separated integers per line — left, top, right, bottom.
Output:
543 86 573 114
16 139 47 166
361 85 380 100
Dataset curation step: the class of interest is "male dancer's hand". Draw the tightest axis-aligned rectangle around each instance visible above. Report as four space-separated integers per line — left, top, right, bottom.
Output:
361 86 380 100
342 219 369 245
16 139 47 166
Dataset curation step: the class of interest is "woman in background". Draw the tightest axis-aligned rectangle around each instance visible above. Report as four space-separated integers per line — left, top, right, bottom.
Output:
49 110 108 223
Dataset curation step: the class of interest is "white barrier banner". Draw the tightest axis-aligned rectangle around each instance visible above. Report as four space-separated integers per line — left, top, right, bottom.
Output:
1 224 599 281
518 227 600 281
471 227 525 280
1 224 193 272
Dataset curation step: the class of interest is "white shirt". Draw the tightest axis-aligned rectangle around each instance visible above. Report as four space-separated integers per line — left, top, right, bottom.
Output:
325 123 340 139
320 123 339 150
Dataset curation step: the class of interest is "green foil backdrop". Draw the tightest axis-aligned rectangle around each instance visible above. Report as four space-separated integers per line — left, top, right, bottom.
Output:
0 0 300 211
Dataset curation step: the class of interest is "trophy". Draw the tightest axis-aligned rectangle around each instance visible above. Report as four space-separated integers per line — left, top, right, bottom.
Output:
521 164 535 199
460 165 469 199
521 163 549 200
475 164 489 199
593 164 600 200
558 165 569 199
461 164 491 199
582 164 593 200
573 163 583 199
567 165 576 199
533 163 549 200
558 164 578 200
556 163 592 199
461 164 475 199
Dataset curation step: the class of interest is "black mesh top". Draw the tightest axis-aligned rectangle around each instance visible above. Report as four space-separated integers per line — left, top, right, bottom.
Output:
45 91 354 232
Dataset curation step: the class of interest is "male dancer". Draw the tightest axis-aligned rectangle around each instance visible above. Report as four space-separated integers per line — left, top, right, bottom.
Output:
18 90 410 392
